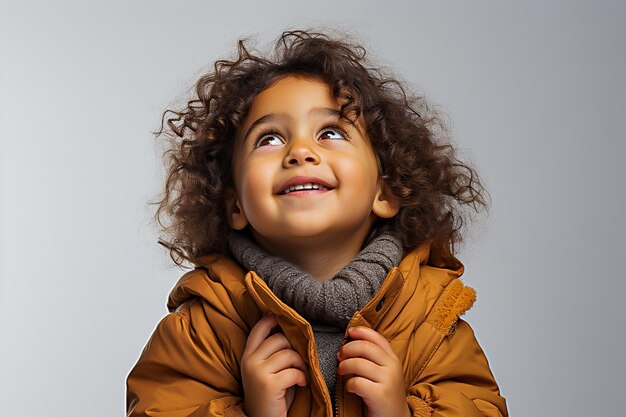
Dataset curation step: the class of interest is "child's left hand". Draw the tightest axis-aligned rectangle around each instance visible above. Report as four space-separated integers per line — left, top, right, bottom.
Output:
337 326 411 417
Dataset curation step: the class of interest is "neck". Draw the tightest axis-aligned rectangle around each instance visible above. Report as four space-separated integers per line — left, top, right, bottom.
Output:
250 226 374 281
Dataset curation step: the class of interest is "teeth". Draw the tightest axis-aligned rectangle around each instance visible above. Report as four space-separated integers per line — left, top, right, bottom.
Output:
282 182 330 194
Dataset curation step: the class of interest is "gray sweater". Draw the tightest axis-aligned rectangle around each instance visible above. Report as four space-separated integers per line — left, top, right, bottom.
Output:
227 230 402 405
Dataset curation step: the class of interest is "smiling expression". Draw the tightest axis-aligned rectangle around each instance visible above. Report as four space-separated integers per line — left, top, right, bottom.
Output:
227 74 398 255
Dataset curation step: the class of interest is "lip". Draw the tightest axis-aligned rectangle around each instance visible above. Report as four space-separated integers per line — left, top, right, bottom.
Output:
276 176 335 195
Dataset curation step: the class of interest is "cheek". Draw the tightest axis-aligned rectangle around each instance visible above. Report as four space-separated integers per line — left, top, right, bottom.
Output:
338 153 379 189
237 160 274 206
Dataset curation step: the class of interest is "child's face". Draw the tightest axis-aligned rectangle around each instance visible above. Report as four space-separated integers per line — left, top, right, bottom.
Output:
226 75 398 254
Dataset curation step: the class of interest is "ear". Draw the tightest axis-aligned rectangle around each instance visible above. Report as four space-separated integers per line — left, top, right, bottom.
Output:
371 181 400 219
224 187 249 230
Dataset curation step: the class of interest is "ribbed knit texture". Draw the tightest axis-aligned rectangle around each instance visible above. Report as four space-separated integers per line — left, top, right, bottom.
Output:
227 230 402 405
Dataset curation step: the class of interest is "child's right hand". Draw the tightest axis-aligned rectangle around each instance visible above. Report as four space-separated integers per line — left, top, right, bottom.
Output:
241 314 308 417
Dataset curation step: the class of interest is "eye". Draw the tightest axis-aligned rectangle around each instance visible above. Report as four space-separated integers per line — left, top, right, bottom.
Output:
255 133 284 147
319 127 347 141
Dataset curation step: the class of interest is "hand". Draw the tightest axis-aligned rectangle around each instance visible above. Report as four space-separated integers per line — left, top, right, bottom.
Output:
337 326 411 417
241 314 308 417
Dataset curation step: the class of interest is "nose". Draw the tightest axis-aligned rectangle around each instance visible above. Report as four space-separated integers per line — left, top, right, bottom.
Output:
283 137 321 167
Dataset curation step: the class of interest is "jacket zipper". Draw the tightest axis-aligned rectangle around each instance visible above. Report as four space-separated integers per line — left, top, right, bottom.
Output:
334 331 351 417
335 372 343 417
307 327 339 417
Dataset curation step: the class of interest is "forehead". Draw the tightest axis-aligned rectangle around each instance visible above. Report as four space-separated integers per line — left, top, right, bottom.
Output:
230 74 381 174
246 75 336 120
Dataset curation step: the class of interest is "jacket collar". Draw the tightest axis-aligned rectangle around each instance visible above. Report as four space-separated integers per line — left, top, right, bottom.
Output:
167 240 466 328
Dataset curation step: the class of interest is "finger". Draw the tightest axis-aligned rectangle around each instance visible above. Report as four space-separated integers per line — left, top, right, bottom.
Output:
265 349 308 375
345 326 395 356
338 339 388 367
244 314 278 353
274 367 308 388
254 332 293 360
337 357 382 383
285 386 296 412
345 375 377 398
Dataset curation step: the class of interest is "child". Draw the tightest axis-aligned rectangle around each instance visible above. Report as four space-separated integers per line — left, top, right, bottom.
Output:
127 30 508 417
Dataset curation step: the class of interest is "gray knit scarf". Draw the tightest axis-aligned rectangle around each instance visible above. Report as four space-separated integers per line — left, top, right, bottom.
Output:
227 229 402 403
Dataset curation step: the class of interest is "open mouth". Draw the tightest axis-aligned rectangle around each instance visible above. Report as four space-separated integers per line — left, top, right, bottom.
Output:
279 182 334 195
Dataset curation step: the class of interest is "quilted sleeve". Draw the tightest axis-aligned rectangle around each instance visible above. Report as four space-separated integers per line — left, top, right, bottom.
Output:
405 319 508 417
126 299 247 417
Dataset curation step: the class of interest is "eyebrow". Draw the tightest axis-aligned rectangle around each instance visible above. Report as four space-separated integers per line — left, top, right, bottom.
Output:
241 107 342 145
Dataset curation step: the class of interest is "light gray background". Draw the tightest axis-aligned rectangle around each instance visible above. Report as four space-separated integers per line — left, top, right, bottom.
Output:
1 1 624 416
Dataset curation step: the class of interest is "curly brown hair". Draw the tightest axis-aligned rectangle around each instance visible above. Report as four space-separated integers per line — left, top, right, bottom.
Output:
154 30 489 266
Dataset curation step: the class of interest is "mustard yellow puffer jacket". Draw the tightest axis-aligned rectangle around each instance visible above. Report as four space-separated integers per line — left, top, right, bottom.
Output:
127 242 508 417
